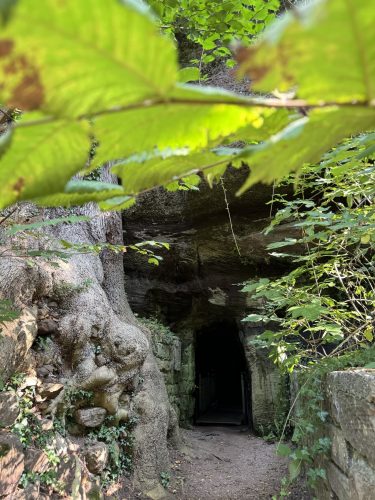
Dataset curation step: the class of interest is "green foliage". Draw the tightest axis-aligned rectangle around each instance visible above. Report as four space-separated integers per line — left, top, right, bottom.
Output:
53 279 93 300
242 133 375 371
149 0 280 67
243 131 375 496
160 470 171 489
2 372 64 494
88 416 137 486
238 0 375 104
19 470 64 494
0 0 372 209
139 316 176 343
273 348 375 498
1 211 170 269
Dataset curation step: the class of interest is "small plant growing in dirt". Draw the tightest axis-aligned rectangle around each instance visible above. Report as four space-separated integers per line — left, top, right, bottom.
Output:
160 471 171 489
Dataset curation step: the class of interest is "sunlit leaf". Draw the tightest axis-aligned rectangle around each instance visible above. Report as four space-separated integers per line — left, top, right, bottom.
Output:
236 0 375 103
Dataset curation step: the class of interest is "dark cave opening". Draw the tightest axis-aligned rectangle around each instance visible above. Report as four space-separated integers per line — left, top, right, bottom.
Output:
195 320 250 426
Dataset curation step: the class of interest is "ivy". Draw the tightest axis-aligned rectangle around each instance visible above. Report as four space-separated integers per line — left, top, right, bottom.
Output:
274 348 375 498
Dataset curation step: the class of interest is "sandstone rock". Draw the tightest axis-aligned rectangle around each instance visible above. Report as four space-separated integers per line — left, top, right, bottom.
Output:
54 433 68 456
24 447 49 474
40 418 53 431
349 454 375 500
37 318 58 335
55 455 76 493
37 365 55 378
83 442 109 474
327 369 375 467
20 376 38 389
37 382 63 399
327 462 351 500
0 391 19 427
329 424 351 474
145 484 168 500
0 432 24 496
0 308 38 381
75 407 107 428
12 483 40 500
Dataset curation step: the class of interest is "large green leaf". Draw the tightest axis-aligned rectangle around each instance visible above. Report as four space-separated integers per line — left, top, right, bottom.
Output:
112 149 236 194
0 115 89 208
237 0 375 103
93 86 271 166
0 0 177 117
237 106 375 194
34 180 126 208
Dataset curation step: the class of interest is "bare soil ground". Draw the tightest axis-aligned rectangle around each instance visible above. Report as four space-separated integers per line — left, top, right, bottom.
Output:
169 426 310 500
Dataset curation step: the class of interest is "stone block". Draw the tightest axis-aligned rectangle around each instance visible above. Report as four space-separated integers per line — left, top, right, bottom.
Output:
327 462 351 500
83 442 109 474
327 370 375 467
75 407 107 428
37 382 64 400
0 391 19 428
0 308 38 381
157 360 172 374
0 432 24 497
329 424 351 474
37 318 58 335
25 447 49 474
349 453 375 500
172 339 181 371
154 343 169 361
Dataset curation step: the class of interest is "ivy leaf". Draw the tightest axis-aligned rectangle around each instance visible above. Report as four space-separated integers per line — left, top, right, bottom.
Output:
148 257 159 266
363 327 374 343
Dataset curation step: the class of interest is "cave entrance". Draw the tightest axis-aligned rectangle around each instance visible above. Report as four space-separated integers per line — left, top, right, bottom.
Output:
195 321 249 426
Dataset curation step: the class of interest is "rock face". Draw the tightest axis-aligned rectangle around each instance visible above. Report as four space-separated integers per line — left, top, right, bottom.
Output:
316 369 375 500
83 442 109 474
24 447 49 474
0 433 24 497
123 168 293 431
75 407 107 428
0 391 19 428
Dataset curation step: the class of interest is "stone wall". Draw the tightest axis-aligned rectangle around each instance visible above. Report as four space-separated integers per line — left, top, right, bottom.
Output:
143 319 195 425
241 325 286 433
317 369 375 500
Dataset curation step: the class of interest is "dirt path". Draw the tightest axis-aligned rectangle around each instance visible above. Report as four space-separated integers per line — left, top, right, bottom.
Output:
169 426 307 500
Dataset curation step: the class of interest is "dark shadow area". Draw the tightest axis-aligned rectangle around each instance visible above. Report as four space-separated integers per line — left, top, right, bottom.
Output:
195 320 250 426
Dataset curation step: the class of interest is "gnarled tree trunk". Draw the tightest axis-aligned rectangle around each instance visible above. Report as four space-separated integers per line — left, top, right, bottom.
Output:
0 196 179 497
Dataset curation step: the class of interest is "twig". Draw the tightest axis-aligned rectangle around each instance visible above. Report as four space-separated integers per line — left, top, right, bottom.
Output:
220 176 241 257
